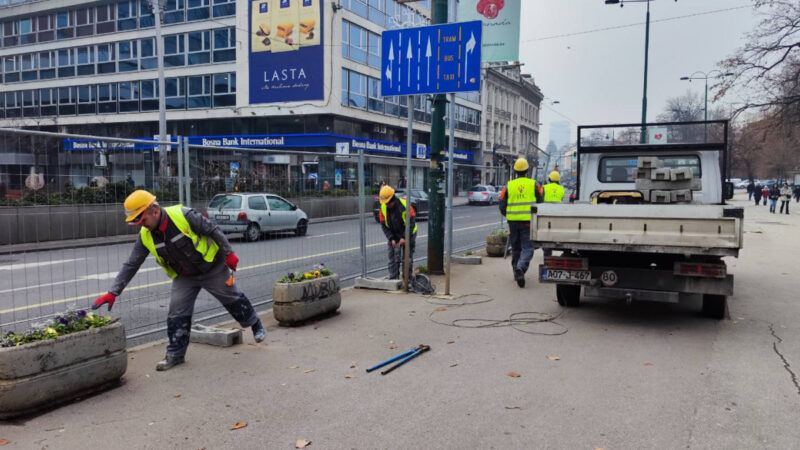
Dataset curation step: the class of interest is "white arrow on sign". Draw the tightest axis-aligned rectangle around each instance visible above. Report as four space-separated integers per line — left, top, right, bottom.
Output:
386 40 394 88
425 37 432 86
464 31 476 84
406 37 413 88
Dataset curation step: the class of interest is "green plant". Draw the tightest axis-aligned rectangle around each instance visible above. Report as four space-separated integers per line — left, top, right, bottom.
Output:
416 265 428 274
490 229 509 237
1 308 112 348
465 250 473 256
277 263 333 283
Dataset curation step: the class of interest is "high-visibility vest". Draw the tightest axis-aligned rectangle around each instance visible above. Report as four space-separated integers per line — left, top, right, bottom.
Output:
380 197 417 234
139 205 219 279
543 183 565 203
505 177 538 222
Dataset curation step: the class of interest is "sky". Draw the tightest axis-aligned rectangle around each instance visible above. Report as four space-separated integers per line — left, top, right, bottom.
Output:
519 0 761 147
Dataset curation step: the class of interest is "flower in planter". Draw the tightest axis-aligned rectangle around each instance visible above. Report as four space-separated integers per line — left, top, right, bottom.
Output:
277 265 334 283
1 308 112 348
313 270 321 277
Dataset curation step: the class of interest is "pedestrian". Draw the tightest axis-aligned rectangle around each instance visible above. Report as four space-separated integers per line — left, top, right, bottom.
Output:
768 183 780 213
541 171 565 257
794 184 800 203
92 190 265 371
126 173 135 189
753 183 763 206
499 157 543 288
762 185 769 205
747 180 755 201
780 181 791 214
377 185 416 280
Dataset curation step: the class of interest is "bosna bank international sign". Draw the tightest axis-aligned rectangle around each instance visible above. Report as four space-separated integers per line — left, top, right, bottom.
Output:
249 0 324 103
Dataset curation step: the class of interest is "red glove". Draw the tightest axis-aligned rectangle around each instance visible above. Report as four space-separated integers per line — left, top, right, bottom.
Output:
226 252 239 271
92 293 117 311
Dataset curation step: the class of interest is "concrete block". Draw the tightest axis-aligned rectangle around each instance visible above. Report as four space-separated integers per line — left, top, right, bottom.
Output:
354 277 403 290
635 178 701 191
634 168 652 180
637 157 663 169
190 324 242 347
649 190 672 204
670 167 694 181
274 292 342 325
670 189 693 203
486 243 506 257
452 255 482 265
650 168 672 181
273 275 340 302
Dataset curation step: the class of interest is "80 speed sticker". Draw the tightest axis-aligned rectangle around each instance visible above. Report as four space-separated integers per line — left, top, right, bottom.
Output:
600 270 618 287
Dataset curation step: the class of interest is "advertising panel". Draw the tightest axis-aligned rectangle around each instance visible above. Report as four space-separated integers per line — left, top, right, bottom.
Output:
457 0 520 62
249 0 324 103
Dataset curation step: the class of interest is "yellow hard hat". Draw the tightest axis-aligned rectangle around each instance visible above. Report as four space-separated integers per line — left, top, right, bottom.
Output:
549 171 561 182
513 158 529 172
124 190 156 222
379 185 395 204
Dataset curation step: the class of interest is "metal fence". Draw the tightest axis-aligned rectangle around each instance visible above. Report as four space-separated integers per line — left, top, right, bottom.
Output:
0 127 494 343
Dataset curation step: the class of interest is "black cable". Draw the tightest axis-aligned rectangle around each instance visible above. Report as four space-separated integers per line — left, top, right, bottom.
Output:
426 294 568 336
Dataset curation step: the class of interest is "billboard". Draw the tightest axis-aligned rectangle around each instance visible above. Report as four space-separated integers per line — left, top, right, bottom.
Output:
457 0 520 63
249 0 324 103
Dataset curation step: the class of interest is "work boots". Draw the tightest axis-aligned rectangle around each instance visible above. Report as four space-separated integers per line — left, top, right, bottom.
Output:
156 355 185 371
252 319 266 343
514 268 525 288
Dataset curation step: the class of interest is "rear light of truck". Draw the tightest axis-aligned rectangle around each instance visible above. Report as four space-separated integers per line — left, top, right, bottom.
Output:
237 212 248 221
543 256 588 270
674 262 727 278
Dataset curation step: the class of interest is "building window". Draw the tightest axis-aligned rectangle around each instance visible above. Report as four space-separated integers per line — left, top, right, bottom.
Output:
345 21 367 64
57 49 75 78
77 46 95 76
140 1 156 28
348 70 367 109
165 77 186 109
56 11 74 40
3 20 18 47
368 77 382 113
20 53 37 81
75 8 95 37
97 43 116 74
213 72 235 107
164 34 186 67
341 69 348 107
5 92 20 118
3 56 19 83
187 31 211 65
367 32 380 69
384 95 399 116
58 86 76 115
40 88 57 116
98 84 117 113
164 0 186 24
188 75 211 108
212 0 236 18
37 14 54 42
22 90 38 117
39 51 56 79
78 85 96 115
19 18 36 45
119 81 140 112
118 40 138 72
187 0 211 21
96 5 116 34
118 1 138 31
140 80 158 111
139 37 157 70
213 28 235 62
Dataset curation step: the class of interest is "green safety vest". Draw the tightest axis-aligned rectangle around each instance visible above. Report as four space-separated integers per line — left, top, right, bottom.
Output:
505 177 538 222
380 197 417 234
543 183 565 203
139 205 219 279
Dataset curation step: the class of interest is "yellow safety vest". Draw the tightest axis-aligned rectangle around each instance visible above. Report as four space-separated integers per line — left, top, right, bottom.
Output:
139 205 219 279
380 197 418 234
505 177 538 222
543 183 565 203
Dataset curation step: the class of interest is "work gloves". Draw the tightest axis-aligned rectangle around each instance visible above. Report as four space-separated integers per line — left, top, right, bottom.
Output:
226 252 239 271
92 293 117 311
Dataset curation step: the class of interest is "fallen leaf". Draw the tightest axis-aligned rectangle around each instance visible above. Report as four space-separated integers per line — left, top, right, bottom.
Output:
450 362 458 367
436 307 447 312
288 366 299 369
547 355 560 361
507 372 521 378
303 369 316 374
0 439 8 446
173 393 181 398
505 406 521 410
345 375 356 379
595 447 606 450
349 362 357 369
642 362 653 366
231 422 247 430
409 310 416 314
389 345 398 350
446 340 455 344
296 439 312 448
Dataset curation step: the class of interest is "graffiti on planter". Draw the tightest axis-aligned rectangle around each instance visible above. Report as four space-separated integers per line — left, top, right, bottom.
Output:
301 278 339 301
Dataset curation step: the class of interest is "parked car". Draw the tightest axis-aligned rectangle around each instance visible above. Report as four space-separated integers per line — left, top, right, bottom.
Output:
467 185 500 205
206 193 309 242
372 188 429 222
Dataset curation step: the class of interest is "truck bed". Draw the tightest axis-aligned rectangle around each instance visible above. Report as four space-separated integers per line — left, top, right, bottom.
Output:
531 204 743 257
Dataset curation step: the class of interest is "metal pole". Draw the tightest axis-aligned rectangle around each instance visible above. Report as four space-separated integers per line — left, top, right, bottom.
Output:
177 136 184 204
404 95 413 291
445 93 455 295
183 136 191 207
358 147 367 278
704 76 709 143
640 0 650 144
151 0 168 179
427 0 448 275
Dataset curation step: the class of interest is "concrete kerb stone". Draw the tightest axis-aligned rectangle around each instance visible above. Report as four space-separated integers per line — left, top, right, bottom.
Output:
354 277 403 291
189 324 243 347
451 254 482 265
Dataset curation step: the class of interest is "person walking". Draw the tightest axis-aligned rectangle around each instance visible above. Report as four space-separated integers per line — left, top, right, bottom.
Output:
768 183 780 213
780 181 791 214
753 183 762 206
377 185 417 280
747 180 755 201
499 158 542 288
541 171 565 257
762 185 769 205
793 183 800 203
92 190 265 371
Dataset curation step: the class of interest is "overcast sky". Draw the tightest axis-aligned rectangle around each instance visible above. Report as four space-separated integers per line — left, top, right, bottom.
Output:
519 0 760 146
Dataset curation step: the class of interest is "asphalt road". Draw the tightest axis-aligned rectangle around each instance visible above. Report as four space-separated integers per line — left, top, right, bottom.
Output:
0 203 503 339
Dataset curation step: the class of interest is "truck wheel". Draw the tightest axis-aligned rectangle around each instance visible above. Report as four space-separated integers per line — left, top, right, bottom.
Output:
702 294 727 319
556 284 581 307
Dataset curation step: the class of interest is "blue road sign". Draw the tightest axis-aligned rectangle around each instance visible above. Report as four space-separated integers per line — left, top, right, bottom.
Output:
381 21 482 97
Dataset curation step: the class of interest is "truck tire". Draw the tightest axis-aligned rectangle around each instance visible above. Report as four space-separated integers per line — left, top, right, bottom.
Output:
702 294 727 319
556 284 581 307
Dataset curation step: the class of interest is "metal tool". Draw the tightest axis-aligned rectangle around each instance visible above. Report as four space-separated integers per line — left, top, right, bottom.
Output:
366 344 431 375
225 268 235 287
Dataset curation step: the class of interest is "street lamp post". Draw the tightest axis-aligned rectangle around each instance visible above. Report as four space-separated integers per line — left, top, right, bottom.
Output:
148 0 168 180
680 70 734 141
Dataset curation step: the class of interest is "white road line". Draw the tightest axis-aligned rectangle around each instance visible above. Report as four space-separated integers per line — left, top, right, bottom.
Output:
0 267 161 294
306 232 349 239
454 215 472 219
0 258 84 271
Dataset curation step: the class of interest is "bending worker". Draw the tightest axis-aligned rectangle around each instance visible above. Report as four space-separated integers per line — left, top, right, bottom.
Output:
92 190 266 371
542 171 565 256
378 185 417 280
499 158 542 288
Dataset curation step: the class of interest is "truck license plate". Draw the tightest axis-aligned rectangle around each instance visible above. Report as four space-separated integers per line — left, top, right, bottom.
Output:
215 215 230 220
542 269 591 282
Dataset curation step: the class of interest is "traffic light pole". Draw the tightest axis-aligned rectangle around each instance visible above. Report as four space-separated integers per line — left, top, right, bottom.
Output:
427 0 448 275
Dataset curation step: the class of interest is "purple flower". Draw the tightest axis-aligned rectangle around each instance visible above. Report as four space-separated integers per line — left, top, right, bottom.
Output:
5 331 14 336
58 317 69 325
77 310 87 318
288 272 295 280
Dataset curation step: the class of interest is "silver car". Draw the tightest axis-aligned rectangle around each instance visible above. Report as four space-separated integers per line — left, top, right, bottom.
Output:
206 193 309 242
467 185 499 205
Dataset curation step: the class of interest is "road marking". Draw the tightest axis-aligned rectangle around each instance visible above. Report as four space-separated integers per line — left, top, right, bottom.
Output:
306 232 348 239
0 258 84 271
0 267 161 294
0 222 497 314
454 215 472 219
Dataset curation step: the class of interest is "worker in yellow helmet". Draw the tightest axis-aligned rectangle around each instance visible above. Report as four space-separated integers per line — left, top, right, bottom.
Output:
92 190 266 371
541 171 566 257
378 185 417 280
498 158 543 288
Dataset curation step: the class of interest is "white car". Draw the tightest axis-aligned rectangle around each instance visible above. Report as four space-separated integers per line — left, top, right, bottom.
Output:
206 193 309 242
467 185 499 205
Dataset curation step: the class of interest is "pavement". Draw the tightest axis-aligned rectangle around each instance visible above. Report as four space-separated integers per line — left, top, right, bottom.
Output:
1 191 799 449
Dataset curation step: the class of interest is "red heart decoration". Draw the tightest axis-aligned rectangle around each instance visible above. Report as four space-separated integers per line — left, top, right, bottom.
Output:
654 133 663 140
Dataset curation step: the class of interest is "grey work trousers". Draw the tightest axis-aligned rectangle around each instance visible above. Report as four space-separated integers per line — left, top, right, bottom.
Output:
508 221 533 274
387 235 415 280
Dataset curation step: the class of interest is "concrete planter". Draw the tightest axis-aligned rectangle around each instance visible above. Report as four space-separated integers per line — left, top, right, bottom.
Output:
273 274 341 326
0 321 127 419
486 233 508 257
